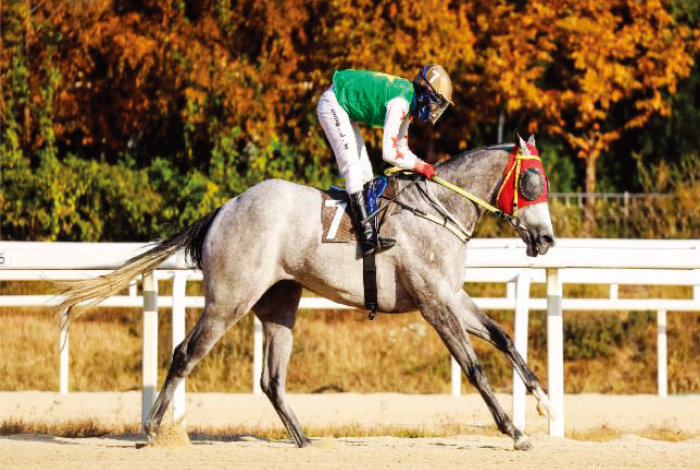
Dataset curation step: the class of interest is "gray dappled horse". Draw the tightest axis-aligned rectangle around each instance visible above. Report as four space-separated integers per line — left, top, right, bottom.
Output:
57 136 555 450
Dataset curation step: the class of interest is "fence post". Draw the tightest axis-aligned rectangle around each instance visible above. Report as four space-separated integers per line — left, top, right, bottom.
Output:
451 356 461 396
142 271 158 432
253 317 263 395
512 270 531 431
172 271 187 424
547 268 565 437
657 310 668 398
59 310 69 394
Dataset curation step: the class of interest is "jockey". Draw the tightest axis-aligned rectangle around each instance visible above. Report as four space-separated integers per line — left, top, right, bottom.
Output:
317 65 454 256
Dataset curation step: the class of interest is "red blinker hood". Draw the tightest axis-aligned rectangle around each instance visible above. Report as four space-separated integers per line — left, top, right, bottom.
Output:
496 142 548 216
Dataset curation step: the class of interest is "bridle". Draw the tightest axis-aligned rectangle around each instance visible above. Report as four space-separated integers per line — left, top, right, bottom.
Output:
493 142 548 219
382 140 548 237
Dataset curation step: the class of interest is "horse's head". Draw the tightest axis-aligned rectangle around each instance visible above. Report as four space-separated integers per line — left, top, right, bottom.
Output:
496 135 555 257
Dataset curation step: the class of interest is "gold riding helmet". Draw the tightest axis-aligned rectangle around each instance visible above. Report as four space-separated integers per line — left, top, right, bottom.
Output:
412 64 454 124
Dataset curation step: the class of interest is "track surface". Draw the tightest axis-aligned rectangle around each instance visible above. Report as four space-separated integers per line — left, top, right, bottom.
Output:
2 392 699 469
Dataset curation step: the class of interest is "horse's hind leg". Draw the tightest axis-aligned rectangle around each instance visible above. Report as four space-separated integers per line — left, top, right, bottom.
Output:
253 281 311 447
145 301 246 441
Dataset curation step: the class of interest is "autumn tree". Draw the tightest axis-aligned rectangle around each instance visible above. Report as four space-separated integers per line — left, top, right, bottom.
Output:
477 0 696 230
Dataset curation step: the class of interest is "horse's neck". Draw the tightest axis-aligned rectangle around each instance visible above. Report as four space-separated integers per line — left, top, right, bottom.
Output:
431 149 509 230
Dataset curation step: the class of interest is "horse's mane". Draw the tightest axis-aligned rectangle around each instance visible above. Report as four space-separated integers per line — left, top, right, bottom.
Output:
437 143 514 173
454 143 513 160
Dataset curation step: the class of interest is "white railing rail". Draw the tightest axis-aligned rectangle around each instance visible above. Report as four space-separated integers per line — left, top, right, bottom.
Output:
1 239 698 437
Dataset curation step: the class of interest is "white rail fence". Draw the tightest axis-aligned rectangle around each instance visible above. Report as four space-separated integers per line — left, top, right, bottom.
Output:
1 239 698 437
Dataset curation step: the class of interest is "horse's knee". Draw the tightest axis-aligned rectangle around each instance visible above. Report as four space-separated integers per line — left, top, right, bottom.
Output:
485 322 540 390
170 341 191 378
484 320 515 352
465 362 490 389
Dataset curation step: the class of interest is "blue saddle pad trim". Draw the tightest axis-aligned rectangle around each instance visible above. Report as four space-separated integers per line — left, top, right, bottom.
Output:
328 175 388 214
366 175 388 213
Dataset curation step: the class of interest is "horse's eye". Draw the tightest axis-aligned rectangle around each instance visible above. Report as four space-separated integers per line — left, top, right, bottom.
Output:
519 168 545 200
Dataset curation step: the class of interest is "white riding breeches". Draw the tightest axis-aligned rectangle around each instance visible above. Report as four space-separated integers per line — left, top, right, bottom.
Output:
317 87 373 194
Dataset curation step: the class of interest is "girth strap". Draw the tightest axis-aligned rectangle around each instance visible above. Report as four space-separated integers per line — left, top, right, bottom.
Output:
363 253 378 320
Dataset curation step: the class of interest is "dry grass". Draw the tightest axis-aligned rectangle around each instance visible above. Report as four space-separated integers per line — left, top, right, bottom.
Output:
0 282 700 393
0 309 143 391
0 417 139 438
0 281 698 395
2 417 696 444
188 422 505 440
568 425 696 443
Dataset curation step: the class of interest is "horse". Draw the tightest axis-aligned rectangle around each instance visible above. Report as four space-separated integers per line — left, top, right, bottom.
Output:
57 135 556 451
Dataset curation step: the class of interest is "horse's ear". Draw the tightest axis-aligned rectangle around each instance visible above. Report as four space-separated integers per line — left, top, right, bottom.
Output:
518 135 531 156
528 134 536 147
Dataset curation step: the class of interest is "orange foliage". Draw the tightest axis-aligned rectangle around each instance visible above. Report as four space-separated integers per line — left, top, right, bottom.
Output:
478 0 695 193
2 0 696 186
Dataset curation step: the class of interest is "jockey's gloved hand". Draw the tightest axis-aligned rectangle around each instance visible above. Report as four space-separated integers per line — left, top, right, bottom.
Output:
413 160 436 179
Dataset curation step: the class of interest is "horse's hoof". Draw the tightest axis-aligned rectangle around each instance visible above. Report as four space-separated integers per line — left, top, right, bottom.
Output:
136 436 155 449
299 438 313 448
533 387 554 420
537 400 553 419
144 429 157 445
514 435 533 451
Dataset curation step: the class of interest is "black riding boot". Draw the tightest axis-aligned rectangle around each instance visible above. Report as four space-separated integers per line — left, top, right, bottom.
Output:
348 191 396 256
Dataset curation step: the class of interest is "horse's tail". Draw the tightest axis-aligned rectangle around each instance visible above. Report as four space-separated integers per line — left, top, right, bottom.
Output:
55 207 222 316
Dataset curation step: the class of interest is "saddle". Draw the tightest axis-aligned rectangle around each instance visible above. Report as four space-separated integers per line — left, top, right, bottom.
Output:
320 176 397 244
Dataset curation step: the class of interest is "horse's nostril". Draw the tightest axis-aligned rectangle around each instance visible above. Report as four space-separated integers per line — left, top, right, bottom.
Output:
540 234 554 246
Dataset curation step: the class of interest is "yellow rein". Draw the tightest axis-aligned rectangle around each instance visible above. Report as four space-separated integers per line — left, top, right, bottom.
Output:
431 175 501 214
385 166 509 221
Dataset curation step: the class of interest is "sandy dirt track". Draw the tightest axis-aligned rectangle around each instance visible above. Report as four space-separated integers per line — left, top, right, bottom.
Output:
2 392 699 469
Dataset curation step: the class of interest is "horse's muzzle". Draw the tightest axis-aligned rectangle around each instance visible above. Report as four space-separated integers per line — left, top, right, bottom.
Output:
513 203 555 258
521 227 555 257
536 233 555 256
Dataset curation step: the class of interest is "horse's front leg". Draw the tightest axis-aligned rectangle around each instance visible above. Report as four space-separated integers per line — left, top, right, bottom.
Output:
419 292 532 451
454 290 552 419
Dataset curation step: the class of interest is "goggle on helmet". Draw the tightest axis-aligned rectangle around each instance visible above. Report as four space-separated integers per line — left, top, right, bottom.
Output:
412 64 454 124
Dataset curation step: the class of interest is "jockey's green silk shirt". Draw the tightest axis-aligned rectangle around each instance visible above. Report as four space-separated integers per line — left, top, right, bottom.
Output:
332 70 414 128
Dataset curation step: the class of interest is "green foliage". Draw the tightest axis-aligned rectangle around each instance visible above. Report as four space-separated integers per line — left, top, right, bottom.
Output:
539 138 580 193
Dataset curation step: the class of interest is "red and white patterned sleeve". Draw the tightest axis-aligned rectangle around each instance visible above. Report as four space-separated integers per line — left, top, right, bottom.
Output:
382 97 424 170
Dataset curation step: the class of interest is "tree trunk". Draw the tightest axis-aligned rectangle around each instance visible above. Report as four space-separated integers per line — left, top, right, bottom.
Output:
584 153 598 235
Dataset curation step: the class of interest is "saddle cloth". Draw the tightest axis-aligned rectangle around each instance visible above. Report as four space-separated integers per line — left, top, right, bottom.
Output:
321 178 396 244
